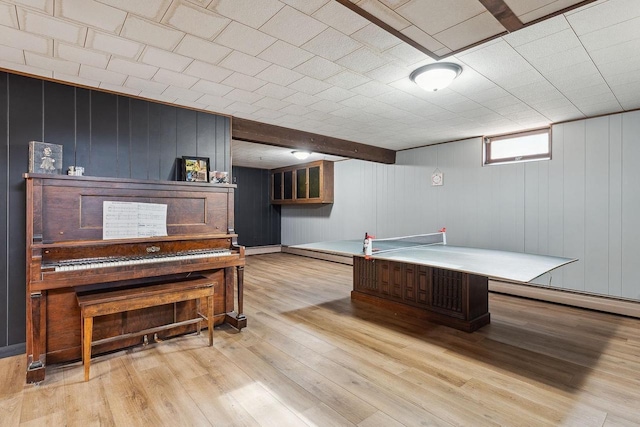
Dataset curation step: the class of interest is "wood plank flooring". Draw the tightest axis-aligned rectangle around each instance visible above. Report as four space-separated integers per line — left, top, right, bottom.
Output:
1 253 639 426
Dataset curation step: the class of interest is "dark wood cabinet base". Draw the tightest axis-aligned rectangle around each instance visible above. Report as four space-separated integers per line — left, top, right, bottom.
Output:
352 256 490 332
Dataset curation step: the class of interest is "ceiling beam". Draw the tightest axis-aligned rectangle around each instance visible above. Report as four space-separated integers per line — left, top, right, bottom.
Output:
232 118 396 164
477 0 523 32
332 0 440 60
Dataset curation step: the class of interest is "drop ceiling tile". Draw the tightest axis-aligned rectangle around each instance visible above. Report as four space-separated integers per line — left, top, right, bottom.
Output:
221 72 267 91
24 51 78 74
282 91 320 106
384 42 428 66
527 46 590 74
153 68 198 88
315 86 355 102
589 38 640 68
224 88 264 104
56 42 110 68
107 57 157 79
141 47 192 72
255 64 304 86
503 15 569 47
191 79 233 96
95 0 172 21
162 1 230 39
514 29 581 61
255 41 312 70
253 96 290 110
280 103 312 115
578 100 621 117
79 63 126 85
260 5 327 47
324 70 371 89
99 82 140 96
351 80 393 96
351 23 402 52
0 3 18 27
255 82 297 99
0 25 53 55
173 35 231 65
279 0 329 15
55 0 126 33
53 71 99 86
184 60 233 82
85 29 143 58
218 51 271 76
312 0 369 35
287 75 332 94
215 23 277 58
459 40 533 81
0 44 24 64
207 0 284 29
579 16 640 52
336 47 387 73
399 26 445 53
139 91 177 104
17 7 86 44
566 0 640 36
252 108 287 120
121 15 184 50
357 0 411 30
226 101 261 114
199 94 234 110
162 85 201 101
301 27 362 61
434 12 504 52
125 75 167 93
10 0 53 14
294 56 343 80
365 63 407 84
397 0 485 35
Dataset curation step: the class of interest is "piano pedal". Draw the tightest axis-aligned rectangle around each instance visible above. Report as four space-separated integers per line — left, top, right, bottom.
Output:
153 333 162 343
143 334 148 346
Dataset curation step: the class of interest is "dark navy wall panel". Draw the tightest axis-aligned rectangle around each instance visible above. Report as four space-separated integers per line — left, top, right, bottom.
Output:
0 71 231 357
233 166 281 247
7 75 42 345
0 73 7 348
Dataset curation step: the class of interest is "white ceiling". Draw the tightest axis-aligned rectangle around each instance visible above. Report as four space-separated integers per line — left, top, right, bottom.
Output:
232 139 345 169
1 0 639 167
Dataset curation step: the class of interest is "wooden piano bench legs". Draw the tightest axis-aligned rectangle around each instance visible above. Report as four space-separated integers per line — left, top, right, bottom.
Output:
77 277 216 382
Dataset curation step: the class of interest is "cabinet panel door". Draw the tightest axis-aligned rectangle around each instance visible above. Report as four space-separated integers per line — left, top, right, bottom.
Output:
273 172 282 200
283 170 293 200
296 168 307 199
309 166 320 198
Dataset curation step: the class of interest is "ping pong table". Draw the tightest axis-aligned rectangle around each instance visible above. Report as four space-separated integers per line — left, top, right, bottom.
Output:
292 232 576 332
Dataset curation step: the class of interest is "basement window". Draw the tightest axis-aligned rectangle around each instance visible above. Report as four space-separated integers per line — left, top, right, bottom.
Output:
483 128 551 165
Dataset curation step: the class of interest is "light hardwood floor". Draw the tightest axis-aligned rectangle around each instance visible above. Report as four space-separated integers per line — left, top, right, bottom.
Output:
1 253 639 426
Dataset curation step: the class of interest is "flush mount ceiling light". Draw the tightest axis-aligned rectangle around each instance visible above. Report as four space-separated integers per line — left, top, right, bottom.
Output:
292 150 311 160
410 62 462 92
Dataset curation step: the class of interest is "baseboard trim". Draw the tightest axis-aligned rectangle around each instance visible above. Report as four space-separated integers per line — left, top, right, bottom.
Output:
489 280 640 318
246 245 282 255
0 342 26 359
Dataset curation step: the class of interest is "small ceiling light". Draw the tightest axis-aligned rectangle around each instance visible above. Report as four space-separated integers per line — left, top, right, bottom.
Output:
292 150 311 160
410 62 462 92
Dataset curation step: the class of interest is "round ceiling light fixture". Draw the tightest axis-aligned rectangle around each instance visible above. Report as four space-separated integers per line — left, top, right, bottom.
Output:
292 150 311 160
410 62 462 92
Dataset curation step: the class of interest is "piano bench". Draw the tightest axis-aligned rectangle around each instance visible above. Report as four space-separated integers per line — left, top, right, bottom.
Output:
76 276 216 382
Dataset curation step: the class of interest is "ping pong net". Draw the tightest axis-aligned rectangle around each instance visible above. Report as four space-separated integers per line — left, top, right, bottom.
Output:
369 231 446 255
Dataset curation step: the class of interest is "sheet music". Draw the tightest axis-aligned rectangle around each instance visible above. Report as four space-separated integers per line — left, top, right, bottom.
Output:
103 201 168 240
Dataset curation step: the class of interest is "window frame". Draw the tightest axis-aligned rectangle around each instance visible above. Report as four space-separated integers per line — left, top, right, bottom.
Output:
483 127 551 166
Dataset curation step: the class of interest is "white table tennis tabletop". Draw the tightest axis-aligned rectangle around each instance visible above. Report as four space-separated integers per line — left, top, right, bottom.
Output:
291 240 576 283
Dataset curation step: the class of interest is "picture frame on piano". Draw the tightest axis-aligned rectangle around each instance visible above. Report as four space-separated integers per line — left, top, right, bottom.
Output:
181 156 210 182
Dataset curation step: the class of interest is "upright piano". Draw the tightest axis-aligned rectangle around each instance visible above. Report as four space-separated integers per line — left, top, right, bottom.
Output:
24 174 246 383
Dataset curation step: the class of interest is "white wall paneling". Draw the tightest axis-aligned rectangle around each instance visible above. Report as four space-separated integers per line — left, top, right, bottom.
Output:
281 110 640 301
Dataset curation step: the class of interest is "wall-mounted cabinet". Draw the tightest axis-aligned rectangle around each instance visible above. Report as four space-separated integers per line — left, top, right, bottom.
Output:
271 160 334 204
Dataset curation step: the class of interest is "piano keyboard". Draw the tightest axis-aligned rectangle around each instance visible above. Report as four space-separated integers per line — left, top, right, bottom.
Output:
46 248 232 272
